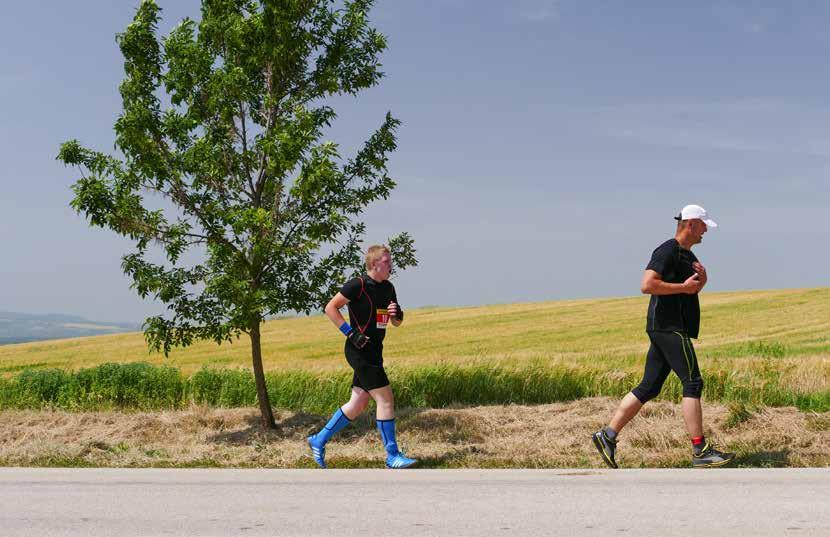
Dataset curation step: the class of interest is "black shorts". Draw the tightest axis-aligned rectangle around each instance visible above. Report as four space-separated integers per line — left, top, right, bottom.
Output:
344 342 390 391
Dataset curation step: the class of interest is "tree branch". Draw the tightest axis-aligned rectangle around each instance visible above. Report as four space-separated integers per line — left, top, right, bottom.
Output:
254 62 276 200
238 101 256 199
150 132 249 265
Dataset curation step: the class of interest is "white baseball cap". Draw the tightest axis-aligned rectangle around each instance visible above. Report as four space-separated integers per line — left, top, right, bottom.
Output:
675 204 718 228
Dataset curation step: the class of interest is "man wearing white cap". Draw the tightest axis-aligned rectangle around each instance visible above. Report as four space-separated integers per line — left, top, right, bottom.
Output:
592 204 736 468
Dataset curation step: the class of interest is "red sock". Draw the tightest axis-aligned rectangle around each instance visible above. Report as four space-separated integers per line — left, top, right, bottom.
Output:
691 436 705 448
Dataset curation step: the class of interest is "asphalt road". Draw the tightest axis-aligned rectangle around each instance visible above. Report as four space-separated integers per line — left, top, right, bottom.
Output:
2 468 828 536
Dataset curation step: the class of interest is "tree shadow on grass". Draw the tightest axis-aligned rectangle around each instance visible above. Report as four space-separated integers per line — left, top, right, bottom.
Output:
414 447 484 469
207 407 407 445
205 406 481 473
732 449 790 468
208 411 329 445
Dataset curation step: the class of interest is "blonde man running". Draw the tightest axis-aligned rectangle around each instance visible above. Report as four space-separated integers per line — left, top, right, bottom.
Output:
307 245 416 469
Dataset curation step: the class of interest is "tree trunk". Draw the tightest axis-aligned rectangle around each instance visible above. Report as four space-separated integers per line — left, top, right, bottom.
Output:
250 321 277 429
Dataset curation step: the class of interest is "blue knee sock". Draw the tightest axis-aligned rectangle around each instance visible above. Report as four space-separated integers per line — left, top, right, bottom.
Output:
376 418 399 456
315 407 352 445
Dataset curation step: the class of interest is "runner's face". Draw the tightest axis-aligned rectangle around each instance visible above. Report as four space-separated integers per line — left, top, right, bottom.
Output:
690 219 707 244
372 253 392 280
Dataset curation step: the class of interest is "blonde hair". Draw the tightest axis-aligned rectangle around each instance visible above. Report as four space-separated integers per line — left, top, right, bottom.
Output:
365 244 391 271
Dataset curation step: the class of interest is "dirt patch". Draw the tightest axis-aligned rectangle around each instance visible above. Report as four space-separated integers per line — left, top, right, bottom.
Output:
1 398 829 468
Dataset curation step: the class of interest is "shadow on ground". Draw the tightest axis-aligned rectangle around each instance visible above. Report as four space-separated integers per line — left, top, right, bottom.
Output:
732 449 791 468
207 407 447 445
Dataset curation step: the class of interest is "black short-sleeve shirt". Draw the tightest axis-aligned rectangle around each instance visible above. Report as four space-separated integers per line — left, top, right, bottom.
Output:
645 239 701 338
340 274 399 348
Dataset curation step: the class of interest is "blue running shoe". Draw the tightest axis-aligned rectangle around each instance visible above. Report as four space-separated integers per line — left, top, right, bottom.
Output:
307 435 327 469
386 452 417 469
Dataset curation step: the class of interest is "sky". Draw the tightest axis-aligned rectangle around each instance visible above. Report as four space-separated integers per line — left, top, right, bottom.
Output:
1 1 828 324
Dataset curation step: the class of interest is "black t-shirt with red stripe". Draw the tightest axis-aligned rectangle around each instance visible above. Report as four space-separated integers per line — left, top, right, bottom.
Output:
340 275 399 348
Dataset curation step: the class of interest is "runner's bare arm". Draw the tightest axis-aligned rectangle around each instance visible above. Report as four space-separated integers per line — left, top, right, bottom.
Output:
325 293 350 328
641 270 702 295
326 292 369 348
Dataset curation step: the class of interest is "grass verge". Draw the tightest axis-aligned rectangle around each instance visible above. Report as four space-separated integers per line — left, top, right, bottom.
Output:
2 398 828 468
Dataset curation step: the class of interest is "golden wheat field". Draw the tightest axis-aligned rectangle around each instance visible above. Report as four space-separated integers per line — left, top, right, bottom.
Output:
2 288 829 387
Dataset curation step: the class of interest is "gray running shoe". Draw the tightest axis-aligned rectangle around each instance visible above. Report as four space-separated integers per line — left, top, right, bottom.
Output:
591 429 618 469
692 442 736 468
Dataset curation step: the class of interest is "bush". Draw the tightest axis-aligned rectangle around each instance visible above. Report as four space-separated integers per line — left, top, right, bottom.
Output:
55 362 185 410
13 369 71 408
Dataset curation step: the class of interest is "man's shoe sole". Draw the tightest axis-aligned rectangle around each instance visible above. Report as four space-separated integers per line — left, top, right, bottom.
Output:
693 455 735 468
591 433 618 469
386 460 417 469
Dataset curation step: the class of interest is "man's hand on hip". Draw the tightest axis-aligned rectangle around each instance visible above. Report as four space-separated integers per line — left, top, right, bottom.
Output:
348 331 370 350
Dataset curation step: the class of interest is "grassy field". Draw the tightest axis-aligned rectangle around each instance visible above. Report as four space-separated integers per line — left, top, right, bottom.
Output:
2 288 828 468
2 287 828 388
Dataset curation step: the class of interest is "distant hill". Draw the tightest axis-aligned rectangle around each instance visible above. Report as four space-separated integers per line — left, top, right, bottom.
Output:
0 312 138 345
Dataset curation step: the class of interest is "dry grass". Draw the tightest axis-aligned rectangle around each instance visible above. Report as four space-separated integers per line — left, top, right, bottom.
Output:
2 398 828 468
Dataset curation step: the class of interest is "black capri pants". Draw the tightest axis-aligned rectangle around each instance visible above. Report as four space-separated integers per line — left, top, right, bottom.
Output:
631 331 704 403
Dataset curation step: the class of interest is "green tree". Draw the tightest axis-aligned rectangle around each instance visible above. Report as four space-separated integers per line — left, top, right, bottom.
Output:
58 0 416 429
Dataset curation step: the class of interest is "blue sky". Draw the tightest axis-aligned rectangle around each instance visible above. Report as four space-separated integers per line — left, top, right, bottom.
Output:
1 1 828 323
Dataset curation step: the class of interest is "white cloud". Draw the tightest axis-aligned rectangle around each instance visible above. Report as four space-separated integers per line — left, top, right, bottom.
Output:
0 72 30 83
745 22 765 34
0 72 35 95
517 0 559 23
581 99 830 158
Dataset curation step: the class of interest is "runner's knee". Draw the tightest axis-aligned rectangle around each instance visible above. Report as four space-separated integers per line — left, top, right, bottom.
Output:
351 388 370 404
682 376 704 398
631 385 660 404
372 389 394 413
354 394 371 413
